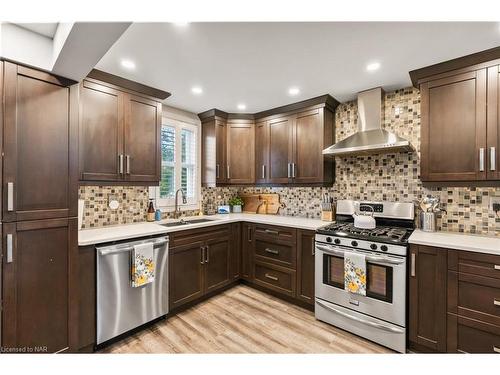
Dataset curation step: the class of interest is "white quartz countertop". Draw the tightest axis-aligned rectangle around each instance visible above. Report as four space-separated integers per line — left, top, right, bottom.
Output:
78 213 328 246
409 229 500 256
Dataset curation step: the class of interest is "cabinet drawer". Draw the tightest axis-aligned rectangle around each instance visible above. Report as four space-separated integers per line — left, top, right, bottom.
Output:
170 225 230 248
253 261 296 297
448 314 500 353
449 250 500 279
448 271 500 326
254 224 296 244
254 239 296 268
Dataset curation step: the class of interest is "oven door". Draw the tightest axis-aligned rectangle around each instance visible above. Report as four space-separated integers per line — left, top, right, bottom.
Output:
315 242 406 327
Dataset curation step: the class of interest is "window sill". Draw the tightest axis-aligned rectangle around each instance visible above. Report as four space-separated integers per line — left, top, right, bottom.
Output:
156 204 200 213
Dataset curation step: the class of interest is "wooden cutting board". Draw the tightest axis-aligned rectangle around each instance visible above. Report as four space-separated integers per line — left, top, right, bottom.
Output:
241 195 263 213
242 193 281 214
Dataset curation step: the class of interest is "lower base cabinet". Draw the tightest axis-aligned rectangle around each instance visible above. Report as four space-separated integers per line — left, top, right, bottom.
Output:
296 230 315 305
2 218 78 353
169 225 232 310
410 244 500 353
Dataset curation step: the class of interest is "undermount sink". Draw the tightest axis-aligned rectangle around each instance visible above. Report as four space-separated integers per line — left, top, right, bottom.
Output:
161 218 217 227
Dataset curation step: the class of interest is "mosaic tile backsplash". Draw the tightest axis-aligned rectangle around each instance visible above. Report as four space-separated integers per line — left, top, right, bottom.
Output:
79 87 500 236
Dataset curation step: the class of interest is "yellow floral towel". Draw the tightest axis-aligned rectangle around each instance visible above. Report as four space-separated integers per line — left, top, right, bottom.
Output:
344 251 366 296
132 243 155 287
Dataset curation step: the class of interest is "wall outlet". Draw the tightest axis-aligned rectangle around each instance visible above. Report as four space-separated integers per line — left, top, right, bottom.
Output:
490 197 500 214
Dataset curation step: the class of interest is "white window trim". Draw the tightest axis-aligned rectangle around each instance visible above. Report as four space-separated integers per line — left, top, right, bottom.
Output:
149 115 201 212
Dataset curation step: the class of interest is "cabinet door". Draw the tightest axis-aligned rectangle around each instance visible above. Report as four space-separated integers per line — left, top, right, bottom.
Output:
241 223 254 281
77 245 96 352
255 120 269 184
3 63 78 222
487 65 500 180
268 116 293 184
169 242 205 309
2 218 78 353
124 94 161 182
226 121 255 184
409 245 447 352
205 235 231 293
296 230 315 305
292 109 324 183
79 80 124 181
420 70 487 181
215 119 227 184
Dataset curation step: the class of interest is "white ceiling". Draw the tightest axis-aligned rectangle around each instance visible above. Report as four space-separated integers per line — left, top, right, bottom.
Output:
97 22 500 114
15 22 59 38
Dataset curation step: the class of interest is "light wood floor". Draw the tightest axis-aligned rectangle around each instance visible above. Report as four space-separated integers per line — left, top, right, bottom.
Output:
102 285 392 354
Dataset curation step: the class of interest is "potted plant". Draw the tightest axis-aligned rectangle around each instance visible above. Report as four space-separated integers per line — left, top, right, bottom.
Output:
228 196 244 213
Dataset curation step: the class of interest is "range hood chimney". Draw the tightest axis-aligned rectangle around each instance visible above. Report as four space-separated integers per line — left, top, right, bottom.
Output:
322 87 412 156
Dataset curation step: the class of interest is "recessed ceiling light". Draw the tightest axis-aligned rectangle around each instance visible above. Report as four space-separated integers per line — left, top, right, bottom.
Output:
366 62 381 72
191 86 203 95
288 87 300 96
237 103 247 111
120 59 136 70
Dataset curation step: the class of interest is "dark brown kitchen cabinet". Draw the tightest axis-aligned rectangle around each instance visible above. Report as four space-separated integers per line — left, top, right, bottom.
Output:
487 65 500 180
2 218 78 353
169 225 233 310
230 223 241 280
201 115 227 186
124 94 162 182
420 70 487 182
226 119 255 184
3 62 78 222
267 115 294 184
255 120 269 183
169 241 205 309
77 245 96 353
296 230 315 305
409 245 448 352
79 78 162 184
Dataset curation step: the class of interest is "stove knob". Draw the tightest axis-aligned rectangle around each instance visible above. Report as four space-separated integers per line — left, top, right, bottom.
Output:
326 237 332 243
381 245 388 252
351 241 358 247
334 238 341 245
370 243 378 250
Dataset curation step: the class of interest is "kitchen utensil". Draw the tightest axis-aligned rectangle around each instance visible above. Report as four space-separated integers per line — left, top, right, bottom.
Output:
420 211 437 232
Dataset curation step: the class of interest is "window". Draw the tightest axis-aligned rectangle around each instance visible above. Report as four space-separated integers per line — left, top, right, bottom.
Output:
151 118 200 210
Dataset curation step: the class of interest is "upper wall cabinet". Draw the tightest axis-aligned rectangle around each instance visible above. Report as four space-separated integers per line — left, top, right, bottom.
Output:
411 49 500 183
79 78 162 184
3 62 78 222
199 95 338 186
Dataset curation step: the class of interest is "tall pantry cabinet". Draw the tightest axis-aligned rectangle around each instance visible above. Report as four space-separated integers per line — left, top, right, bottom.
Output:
1 62 79 353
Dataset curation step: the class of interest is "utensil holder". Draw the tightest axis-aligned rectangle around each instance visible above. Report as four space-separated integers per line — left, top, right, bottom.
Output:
420 212 437 232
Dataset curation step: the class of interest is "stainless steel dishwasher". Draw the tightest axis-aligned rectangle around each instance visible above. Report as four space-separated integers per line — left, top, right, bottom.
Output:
96 236 169 345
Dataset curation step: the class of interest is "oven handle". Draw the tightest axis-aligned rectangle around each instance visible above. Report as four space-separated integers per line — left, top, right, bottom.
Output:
315 244 405 265
316 299 405 334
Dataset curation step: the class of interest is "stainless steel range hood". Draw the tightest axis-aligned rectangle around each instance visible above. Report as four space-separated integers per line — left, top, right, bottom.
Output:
323 87 412 156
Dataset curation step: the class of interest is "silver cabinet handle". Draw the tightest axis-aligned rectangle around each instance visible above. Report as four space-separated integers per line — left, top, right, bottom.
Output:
494 298 500 306
200 246 205 264
494 346 500 353
292 163 296 178
205 245 209 263
265 273 278 281
312 238 315 256
226 165 230 179
491 147 496 171
265 248 279 255
216 164 220 179
287 163 291 178
411 252 416 277
261 165 266 179
264 229 279 235
479 148 485 171
126 155 131 174
6 234 13 263
119 154 124 174
495 265 500 271
7 182 14 212
316 299 405 333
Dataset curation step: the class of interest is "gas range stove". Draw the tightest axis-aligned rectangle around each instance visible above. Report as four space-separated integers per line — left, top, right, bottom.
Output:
316 222 413 245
